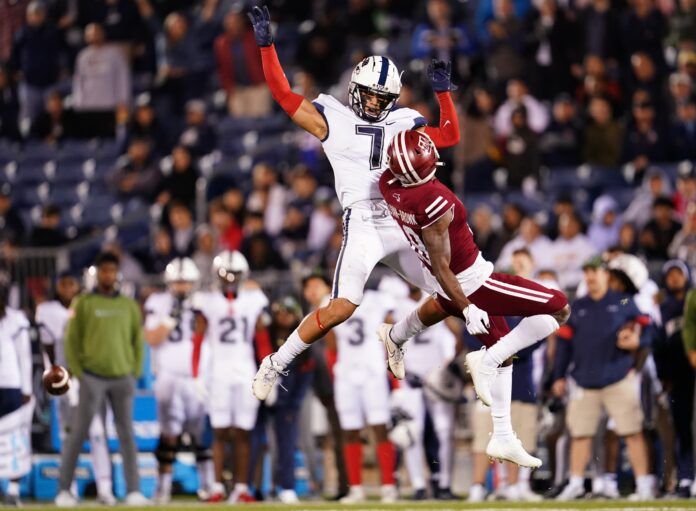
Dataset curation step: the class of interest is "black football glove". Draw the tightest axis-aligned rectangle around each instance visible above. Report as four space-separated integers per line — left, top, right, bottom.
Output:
247 5 273 47
427 59 456 92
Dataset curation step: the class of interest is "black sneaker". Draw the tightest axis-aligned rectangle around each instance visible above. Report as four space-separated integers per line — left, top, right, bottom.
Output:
436 487 458 500
3 494 20 507
411 489 427 501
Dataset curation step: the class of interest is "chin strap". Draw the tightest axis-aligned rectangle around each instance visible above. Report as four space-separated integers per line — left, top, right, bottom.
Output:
260 44 304 117
423 91 460 148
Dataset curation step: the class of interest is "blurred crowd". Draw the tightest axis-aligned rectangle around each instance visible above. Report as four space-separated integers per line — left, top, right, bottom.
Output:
1 0 696 502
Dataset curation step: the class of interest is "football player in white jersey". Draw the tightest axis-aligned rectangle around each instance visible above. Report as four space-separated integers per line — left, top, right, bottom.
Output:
247 5 461 400
0 279 32 506
326 289 398 504
143 258 214 504
392 285 459 500
192 251 272 504
35 273 116 505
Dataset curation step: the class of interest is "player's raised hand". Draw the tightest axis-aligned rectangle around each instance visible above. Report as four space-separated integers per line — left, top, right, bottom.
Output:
463 303 490 336
247 5 273 47
427 59 455 92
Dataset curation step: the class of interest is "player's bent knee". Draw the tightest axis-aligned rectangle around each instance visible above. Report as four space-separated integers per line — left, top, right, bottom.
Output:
323 298 357 327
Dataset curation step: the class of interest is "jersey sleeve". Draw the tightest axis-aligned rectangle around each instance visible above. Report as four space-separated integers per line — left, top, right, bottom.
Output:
312 93 344 143
417 186 455 229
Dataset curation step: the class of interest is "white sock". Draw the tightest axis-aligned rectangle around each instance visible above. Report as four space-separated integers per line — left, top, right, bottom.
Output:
234 482 248 494
603 472 617 491
390 309 426 346
636 475 653 494
197 460 214 491
484 315 559 368
97 478 113 497
7 481 19 497
491 365 513 439
211 481 225 495
273 331 310 368
569 475 584 489
158 473 172 497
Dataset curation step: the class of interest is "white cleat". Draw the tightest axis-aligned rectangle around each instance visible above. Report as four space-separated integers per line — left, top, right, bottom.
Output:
55 490 78 508
378 323 405 379
124 492 152 506
555 483 585 501
485 434 542 468
252 354 287 400
340 486 366 504
465 348 496 406
97 491 118 506
516 483 543 502
467 484 486 502
380 484 398 503
278 489 299 504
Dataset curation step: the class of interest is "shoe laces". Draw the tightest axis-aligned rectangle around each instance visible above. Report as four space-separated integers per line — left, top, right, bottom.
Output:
262 357 289 390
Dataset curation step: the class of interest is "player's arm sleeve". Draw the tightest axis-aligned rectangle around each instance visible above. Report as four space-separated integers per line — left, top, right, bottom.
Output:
422 92 460 148
15 318 32 395
259 44 304 116
65 298 84 377
683 289 696 353
131 301 145 378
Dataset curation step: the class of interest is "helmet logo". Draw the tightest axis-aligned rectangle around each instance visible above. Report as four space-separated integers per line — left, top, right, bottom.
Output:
393 193 401 202
416 134 431 154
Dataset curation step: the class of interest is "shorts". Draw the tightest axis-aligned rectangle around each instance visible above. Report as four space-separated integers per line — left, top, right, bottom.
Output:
332 205 435 305
437 272 568 347
209 378 260 430
566 371 643 438
471 400 539 453
154 372 207 438
334 366 390 430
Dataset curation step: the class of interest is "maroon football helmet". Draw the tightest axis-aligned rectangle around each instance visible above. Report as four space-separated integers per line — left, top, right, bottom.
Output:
386 130 441 187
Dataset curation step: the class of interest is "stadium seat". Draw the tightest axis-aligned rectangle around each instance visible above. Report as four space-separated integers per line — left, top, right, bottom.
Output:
49 185 81 208
14 162 49 186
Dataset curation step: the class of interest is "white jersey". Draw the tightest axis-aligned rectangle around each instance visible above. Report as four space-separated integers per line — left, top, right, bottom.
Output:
397 298 456 379
35 300 70 367
333 290 394 375
193 287 269 382
313 93 427 209
144 292 203 377
0 308 32 393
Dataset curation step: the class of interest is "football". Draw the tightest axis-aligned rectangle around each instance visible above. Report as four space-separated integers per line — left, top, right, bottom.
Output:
42 365 71 396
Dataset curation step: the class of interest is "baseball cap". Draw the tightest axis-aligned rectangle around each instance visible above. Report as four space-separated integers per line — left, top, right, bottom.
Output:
582 255 605 270
272 296 302 317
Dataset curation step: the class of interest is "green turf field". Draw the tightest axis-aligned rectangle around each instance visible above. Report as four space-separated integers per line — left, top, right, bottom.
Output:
20 500 695 510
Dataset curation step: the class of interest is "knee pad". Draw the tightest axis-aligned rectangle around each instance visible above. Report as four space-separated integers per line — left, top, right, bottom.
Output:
155 438 177 465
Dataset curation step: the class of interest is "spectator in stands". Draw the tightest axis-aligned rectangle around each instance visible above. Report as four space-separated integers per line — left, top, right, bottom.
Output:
500 202 525 244
624 168 673 228
669 202 696 267
144 227 174 274
539 94 582 167
72 23 131 138
669 72 693 114
588 195 622 252
214 9 270 118
494 78 549 137
56 251 148 507
307 190 338 254
575 54 622 109
496 216 553 270
209 199 242 251
294 10 344 87
579 0 622 61
411 0 478 81
640 197 682 261
503 105 541 189
471 204 504 262
156 146 198 210
82 0 145 43
525 0 578 99
481 0 525 85
242 232 286 271
0 66 20 140
0 184 25 245
621 0 666 68
667 0 696 49
674 170 696 221
192 224 215 289
167 200 195 257
582 96 623 167
109 138 161 200
628 53 661 109
553 257 653 501
655 260 694 498
551 211 596 289
101 240 145 284
670 95 696 161
28 204 67 247
457 85 499 192
9 1 66 129
177 99 216 157
122 95 169 156
621 97 668 173
247 163 287 237
28 90 76 143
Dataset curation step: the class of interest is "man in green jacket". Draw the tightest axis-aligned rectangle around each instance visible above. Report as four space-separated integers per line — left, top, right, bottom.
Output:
55 252 149 507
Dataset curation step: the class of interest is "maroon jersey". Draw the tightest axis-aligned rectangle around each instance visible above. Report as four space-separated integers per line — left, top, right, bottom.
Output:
379 172 479 274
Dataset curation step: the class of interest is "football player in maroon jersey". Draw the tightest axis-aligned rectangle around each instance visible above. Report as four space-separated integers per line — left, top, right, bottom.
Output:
378 130 571 467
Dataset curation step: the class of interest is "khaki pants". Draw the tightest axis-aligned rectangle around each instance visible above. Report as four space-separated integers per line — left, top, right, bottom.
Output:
471 400 539 453
228 85 272 118
566 371 643 438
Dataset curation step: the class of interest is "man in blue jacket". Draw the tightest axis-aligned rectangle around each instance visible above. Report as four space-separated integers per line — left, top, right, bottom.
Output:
552 257 653 500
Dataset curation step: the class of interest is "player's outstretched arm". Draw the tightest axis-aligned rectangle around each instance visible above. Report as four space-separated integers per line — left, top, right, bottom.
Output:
248 6 327 140
422 210 489 335
419 60 460 148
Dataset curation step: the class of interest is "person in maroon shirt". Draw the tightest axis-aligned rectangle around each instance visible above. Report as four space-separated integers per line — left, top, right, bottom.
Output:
378 130 570 468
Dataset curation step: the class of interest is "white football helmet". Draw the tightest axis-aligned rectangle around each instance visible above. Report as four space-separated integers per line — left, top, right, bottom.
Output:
349 56 401 122
608 254 648 294
164 257 200 284
212 250 250 285
388 416 419 449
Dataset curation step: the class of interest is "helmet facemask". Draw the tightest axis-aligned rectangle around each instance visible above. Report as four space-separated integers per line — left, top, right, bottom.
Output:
349 83 399 122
